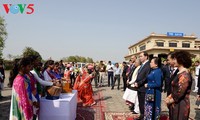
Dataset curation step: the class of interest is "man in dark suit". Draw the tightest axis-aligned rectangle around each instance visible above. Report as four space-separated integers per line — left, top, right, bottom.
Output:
197 68 200 109
134 52 151 119
122 61 129 91
161 60 170 93
166 52 179 96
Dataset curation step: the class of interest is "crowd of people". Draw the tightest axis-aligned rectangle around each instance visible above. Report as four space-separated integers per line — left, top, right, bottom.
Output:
122 51 200 120
6 56 97 120
0 50 200 120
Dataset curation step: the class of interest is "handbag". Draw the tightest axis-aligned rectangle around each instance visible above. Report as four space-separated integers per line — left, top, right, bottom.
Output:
146 88 155 102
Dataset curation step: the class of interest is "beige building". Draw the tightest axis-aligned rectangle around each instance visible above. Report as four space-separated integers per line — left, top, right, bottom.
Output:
125 32 200 61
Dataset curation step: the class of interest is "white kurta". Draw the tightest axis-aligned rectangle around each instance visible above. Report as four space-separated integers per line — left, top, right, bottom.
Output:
122 66 141 113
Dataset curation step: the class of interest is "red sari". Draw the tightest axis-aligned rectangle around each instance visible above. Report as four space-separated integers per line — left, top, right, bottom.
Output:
74 72 94 106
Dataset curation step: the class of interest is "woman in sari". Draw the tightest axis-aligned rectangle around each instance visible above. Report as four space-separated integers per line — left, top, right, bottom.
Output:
9 57 35 120
43 60 56 81
74 65 96 106
62 64 72 93
25 56 40 120
52 62 62 80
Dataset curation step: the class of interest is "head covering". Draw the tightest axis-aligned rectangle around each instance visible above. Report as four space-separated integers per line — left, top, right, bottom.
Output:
87 64 94 70
66 64 71 68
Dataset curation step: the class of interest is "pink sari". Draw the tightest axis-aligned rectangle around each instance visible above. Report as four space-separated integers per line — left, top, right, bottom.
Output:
10 75 33 120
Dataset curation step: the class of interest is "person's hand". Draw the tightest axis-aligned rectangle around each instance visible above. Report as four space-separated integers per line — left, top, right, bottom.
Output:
126 73 129 76
165 97 174 105
79 81 84 86
56 81 62 87
33 102 40 108
55 79 60 82
92 71 96 76
144 84 148 88
164 98 170 106
89 74 93 77
197 95 200 101
134 83 138 87
126 80 129 84
53 82 57 86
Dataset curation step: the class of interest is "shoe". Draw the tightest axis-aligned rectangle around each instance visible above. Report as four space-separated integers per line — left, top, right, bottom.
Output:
111 87 114 90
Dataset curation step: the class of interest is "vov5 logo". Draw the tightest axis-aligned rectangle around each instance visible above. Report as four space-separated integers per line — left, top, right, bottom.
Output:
3 4 34 14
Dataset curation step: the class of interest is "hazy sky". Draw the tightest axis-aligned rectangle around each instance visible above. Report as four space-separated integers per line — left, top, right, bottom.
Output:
1 0 200 62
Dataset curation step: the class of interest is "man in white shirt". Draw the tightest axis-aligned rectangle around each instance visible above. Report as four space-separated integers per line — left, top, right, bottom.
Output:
106 61 114 87
193 61 200 92
111 63 121 90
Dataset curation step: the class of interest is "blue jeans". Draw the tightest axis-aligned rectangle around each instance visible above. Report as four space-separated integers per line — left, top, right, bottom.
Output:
108 72 114 86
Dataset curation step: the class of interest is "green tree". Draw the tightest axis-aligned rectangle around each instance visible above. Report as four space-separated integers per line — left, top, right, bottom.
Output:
63 55 93 63
86 57 93 63
66 56 77 62
22 47 42 60
0 16 7 58
80 56 87 63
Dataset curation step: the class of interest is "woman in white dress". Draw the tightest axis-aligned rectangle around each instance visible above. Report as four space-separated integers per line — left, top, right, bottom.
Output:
123 59 141 114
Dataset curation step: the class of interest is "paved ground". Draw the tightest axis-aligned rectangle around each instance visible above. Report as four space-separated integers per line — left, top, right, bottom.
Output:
1 71 200 120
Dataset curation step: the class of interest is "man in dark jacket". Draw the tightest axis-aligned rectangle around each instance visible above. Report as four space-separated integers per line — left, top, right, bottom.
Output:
122 61 128 91
134 52 151 119
197 63 200 109
161 60 170 93
0 60 5 99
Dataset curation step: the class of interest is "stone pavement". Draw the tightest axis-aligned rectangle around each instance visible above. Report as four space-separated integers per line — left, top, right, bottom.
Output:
1 71 200 120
